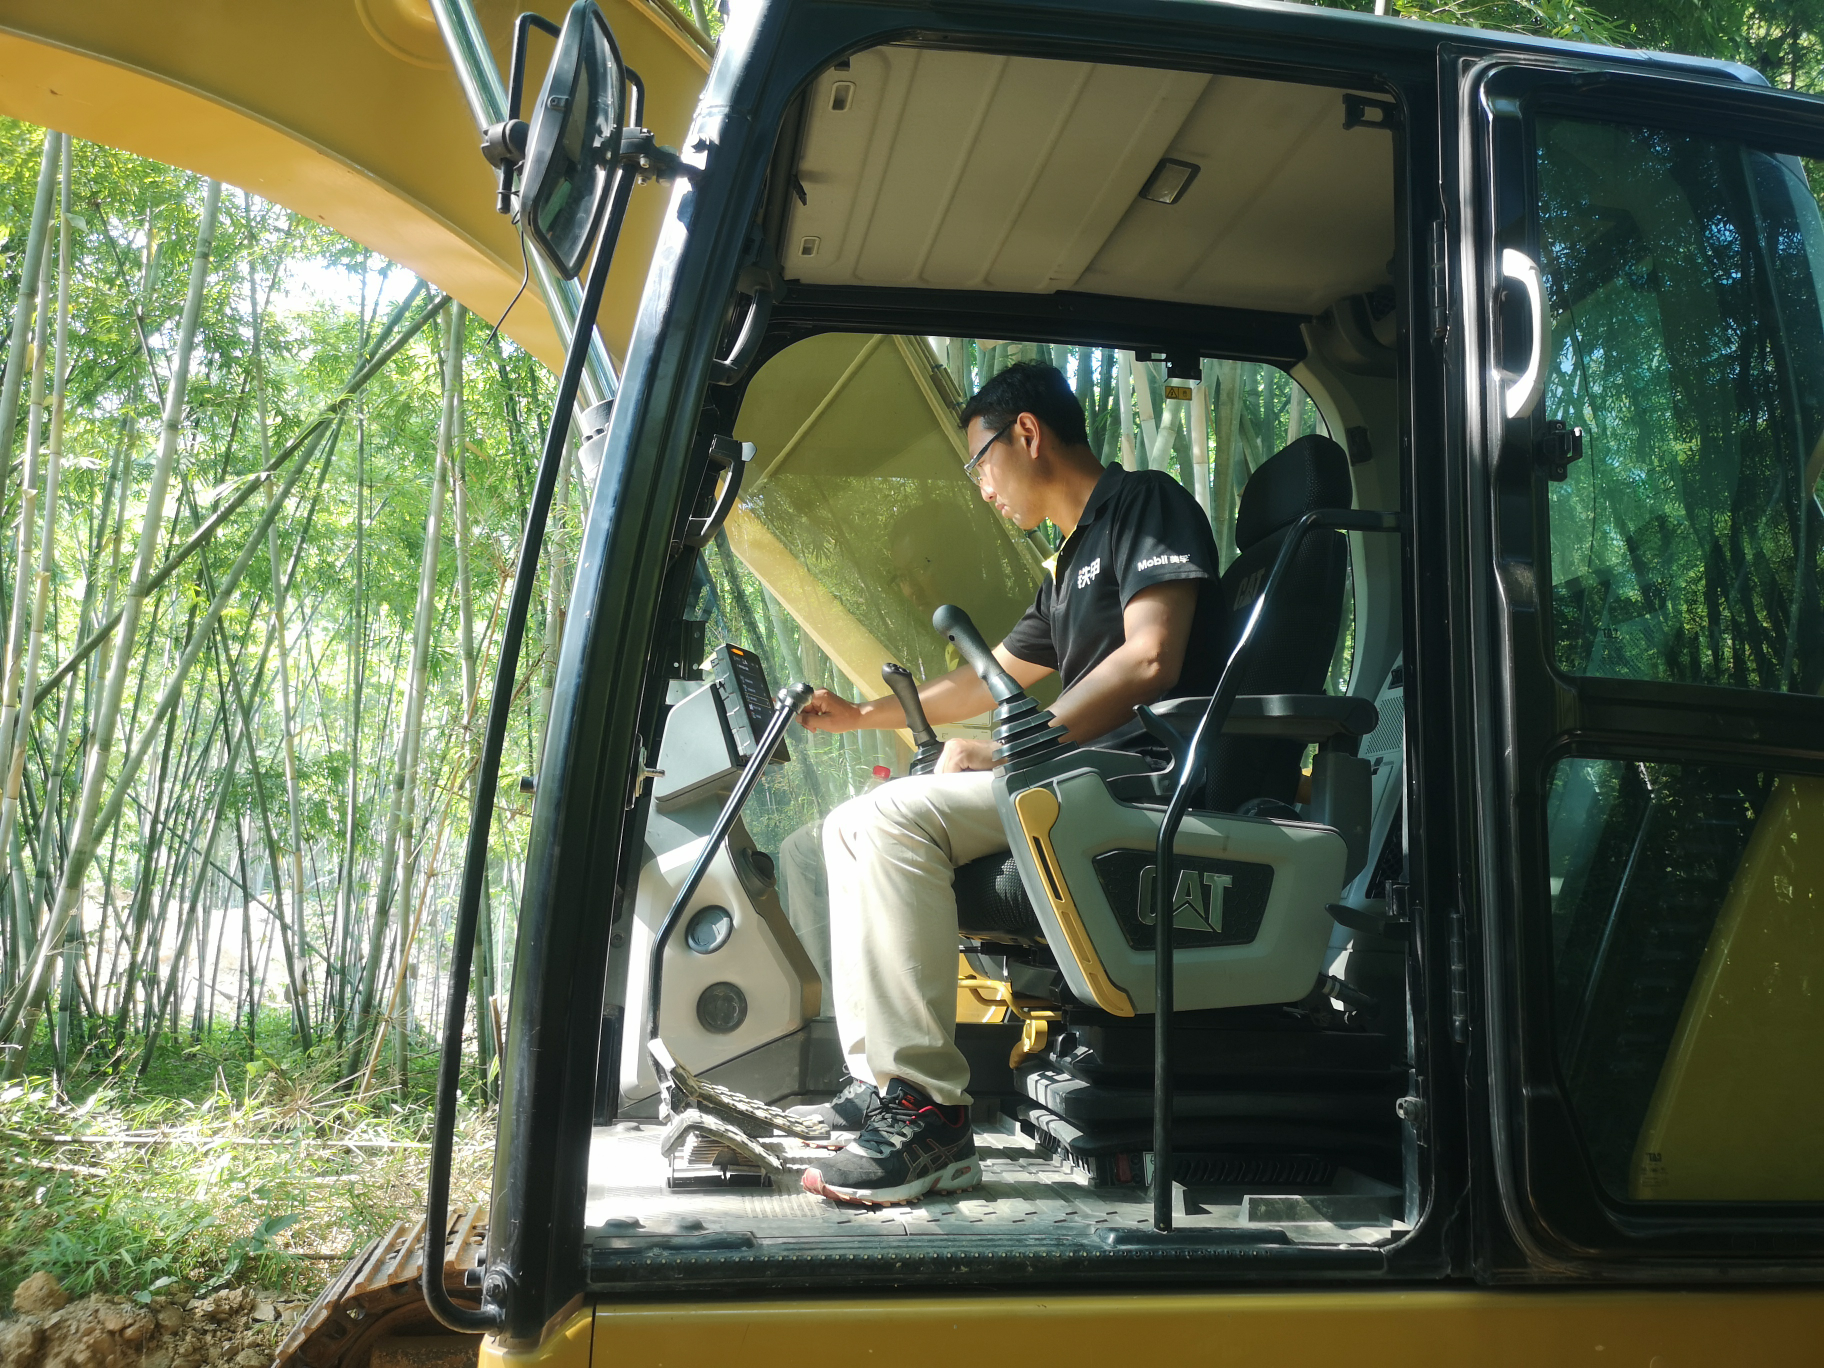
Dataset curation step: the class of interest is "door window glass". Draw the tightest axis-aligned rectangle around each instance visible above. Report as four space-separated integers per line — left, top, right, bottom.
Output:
1546 757 1824 1201
1538 118 1824 691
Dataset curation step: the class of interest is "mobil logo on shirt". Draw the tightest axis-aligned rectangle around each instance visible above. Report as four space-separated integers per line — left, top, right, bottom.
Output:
1135 552 1191 572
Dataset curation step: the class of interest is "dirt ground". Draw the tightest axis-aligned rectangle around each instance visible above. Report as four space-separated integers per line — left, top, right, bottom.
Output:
0 1275 311 1368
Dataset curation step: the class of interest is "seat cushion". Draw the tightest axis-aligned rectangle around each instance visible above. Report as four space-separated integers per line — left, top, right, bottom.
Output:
955 852 1044 943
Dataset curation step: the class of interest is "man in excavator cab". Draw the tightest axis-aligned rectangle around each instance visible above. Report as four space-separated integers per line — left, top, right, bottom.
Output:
792 360 1233 1204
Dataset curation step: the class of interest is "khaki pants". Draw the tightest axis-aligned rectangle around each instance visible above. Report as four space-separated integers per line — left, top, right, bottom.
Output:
822 771 1009 1105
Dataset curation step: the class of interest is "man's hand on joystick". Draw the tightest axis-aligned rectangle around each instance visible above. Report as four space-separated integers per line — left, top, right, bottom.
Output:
798 688 862 734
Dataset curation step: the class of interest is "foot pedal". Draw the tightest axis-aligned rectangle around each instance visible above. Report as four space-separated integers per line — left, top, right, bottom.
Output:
648 1039 829 1140
660 1109 787 1189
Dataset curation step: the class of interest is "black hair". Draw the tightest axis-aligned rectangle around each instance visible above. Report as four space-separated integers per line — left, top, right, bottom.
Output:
958 360 1090 448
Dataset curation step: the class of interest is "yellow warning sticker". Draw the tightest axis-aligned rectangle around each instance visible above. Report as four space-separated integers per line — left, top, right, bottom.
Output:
1163 384 1196 401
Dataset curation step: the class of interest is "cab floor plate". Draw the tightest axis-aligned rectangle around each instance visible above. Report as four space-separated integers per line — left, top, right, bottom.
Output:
586 1116 1401 1249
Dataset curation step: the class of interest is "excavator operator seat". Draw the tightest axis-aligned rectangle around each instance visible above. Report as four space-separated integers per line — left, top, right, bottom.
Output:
1207 434 1355 810
955 433 1367 1016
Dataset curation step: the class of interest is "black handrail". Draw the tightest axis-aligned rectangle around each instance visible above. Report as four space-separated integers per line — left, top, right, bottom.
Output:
420 64 646 1338
645 681 813 1044
1149 508 1405 1232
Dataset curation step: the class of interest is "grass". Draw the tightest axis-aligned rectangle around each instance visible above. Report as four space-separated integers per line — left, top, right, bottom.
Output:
0 1012 494 1310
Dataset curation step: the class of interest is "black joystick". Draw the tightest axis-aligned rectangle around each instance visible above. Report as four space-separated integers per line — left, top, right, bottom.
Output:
882 663 945 776
932 604 1069 772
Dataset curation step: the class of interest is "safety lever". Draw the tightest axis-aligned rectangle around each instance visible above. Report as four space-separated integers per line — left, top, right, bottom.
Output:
882 662 944 776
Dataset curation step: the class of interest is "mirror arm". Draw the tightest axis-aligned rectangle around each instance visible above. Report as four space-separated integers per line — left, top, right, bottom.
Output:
480 121 530 215
508 12 563 122
615 127 700 185
479 12 563 217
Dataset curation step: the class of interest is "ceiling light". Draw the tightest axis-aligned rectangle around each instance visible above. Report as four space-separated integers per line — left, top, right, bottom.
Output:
1138 158 1200 206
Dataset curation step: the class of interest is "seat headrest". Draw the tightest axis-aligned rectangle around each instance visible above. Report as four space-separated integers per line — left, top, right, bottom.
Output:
1234 434 1353 552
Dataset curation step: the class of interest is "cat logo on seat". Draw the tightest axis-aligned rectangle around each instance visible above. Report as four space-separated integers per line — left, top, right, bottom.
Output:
1137 865 1234 933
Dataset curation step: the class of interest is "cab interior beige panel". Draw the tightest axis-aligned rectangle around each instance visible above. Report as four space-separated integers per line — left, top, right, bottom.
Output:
786 46 1395 316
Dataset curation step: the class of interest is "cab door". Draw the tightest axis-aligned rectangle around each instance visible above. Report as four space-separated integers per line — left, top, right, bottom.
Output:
1462 57 1824 1271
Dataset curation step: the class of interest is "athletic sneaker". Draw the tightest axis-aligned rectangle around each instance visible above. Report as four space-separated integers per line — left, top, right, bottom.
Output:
786 1076 879 1136
801 1079 981 1206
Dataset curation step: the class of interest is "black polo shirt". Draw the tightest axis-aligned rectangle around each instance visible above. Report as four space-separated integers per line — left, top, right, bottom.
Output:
1001 464 1229 700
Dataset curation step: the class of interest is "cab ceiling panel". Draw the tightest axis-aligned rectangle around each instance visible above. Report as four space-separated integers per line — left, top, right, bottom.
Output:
790 47 1209 293
785 46 1396 319
1074 76 1396 315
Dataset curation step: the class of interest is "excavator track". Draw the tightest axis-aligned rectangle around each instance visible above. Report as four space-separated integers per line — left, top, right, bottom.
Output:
271 1205 487 1368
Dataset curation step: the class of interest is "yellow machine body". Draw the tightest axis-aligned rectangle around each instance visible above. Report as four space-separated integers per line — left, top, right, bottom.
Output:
0 0 709 369
1631 773 1824 1201
473 1292 1824 1368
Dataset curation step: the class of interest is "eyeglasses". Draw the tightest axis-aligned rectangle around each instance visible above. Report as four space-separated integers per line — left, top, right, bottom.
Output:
964 420 1014 486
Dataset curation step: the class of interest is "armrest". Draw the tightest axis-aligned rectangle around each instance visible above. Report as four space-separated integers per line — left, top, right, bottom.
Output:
1146 693 1379 743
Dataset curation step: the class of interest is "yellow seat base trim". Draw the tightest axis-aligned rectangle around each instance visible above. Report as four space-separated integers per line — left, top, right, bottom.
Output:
1011 786 1133 1016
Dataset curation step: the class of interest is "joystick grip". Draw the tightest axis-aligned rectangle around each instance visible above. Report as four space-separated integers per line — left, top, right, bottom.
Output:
933 604 1023 703
882 663 938 747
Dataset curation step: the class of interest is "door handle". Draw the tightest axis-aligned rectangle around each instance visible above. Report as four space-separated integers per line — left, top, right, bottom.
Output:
680 434 753 549
710 286 773 384
1500 248 1545 419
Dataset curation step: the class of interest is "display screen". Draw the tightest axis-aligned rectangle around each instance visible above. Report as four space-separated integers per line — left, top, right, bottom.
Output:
711 643 787 764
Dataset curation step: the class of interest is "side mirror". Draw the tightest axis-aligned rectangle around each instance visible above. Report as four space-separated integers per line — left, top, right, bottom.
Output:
518 0 624 279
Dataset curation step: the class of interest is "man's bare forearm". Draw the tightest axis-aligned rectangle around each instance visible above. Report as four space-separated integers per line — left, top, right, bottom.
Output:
1048 639 1179 743
851 647 1054 731
854 663 989 729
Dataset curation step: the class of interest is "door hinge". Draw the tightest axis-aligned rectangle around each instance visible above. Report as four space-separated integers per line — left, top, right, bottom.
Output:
1447 905 1469 1044
1429 220 1450 342
1538 419 1584 482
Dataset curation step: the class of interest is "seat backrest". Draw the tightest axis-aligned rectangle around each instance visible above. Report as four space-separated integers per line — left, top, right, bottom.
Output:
1208 434 1353 811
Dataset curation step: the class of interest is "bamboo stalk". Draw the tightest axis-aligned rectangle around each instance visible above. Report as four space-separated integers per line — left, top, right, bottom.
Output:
534 435 572 772
1145 397 1183 475
347 308 460 1078
249 205 315 1046
1212 359 1242 566
450 311 477 718
334 405 370 1045
0 133 61 579
0 223 52 982
1116 350 1137 471
1134 358 1159 465
0 134 73 923
0 181 223 1063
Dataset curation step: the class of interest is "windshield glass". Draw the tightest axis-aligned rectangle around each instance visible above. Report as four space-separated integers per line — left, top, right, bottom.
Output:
1540 118 1824 692
710 336 1339 858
